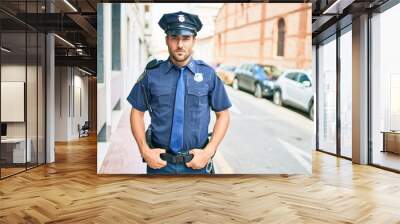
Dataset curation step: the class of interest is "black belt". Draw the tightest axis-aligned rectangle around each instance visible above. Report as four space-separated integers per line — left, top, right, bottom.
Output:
148 143 207 164
143 128 210 164
141 151 194 164
160 152 194 164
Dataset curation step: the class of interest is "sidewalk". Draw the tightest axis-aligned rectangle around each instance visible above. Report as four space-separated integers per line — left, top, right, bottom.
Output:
98 108 149 174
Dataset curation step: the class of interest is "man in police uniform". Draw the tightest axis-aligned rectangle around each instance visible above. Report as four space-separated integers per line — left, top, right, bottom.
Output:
127 11 231 174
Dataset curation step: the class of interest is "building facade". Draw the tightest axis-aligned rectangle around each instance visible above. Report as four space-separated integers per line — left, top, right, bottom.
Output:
97 3 151 171
214 3 312 70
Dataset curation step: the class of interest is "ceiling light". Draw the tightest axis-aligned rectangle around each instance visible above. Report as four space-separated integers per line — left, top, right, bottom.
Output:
78 67 92 76
322 0 355 15
1 47 11 53
63 0 78 12
54 34 75 48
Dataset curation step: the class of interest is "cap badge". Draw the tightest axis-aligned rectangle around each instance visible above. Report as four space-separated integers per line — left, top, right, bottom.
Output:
194 73 203 82
178 14 185 22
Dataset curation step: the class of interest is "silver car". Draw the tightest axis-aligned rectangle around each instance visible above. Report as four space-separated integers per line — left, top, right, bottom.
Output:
273 70 314 120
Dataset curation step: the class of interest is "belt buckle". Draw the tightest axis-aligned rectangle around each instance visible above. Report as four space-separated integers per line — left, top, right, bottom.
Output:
177 151 189 156
176 151 188 164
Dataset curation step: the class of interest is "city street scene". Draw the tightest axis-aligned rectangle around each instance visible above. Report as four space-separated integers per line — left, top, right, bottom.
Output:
97 3 314 174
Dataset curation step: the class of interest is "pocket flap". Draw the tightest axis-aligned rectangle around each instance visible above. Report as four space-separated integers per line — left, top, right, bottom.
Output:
151 86 172 96
188 87 208 96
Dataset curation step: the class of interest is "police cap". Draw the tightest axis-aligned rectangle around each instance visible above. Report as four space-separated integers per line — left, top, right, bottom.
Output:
158 11 202 36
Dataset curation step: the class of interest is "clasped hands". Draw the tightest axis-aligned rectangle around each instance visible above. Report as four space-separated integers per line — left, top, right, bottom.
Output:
142 146 214 170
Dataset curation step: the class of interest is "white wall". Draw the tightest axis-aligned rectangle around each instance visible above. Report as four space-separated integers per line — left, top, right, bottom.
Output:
97 4 111 140
55 66 68 141
1 66 25 126
71 73 89 138
97 3 150 134
1 63 47 164
55 67 89 141
97 3 150 170
122 4 147 110
1 65 35 138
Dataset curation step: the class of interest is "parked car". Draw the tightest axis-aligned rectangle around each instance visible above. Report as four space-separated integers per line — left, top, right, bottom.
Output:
232 63 280 98
264 64 282 80
216 64 236 85
272 70 314 120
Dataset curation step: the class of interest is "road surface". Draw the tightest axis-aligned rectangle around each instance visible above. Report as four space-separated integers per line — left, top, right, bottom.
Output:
211 86 313 174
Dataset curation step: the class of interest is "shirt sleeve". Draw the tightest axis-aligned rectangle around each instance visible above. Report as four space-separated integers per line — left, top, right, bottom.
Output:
210 71 232 112
126 74 148 112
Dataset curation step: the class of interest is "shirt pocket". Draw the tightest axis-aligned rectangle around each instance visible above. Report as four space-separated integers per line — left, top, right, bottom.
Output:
187 86 209 109
151 86 173 108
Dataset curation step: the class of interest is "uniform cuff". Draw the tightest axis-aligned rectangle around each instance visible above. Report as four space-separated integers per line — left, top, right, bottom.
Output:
212 103 232 112
127 96 147 112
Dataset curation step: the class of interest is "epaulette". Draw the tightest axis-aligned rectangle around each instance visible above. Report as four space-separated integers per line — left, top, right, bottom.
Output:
137 59 162 82
145 59 162 70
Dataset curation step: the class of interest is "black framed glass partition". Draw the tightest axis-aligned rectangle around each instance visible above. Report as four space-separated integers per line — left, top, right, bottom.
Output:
0 30 28 177
317 35 337 155
370 2 400 172
315 23 353 160
315 0 400 172
339 25 352 159
0 0 46 179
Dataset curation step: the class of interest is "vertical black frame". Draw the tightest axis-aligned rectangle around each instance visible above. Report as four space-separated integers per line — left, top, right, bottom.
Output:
367 10 373 166
336 26 341 157
315 44 320 151
0 0 48 180
25 0 28 172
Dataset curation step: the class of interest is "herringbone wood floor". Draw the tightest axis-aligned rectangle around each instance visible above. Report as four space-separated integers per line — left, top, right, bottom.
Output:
1 135 400 223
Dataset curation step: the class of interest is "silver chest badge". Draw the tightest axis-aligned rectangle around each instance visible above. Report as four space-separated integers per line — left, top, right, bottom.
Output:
178 15 185 22
194 73 203 82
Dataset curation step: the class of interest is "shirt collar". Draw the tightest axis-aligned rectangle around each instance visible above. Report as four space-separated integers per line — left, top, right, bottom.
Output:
165 57 196 75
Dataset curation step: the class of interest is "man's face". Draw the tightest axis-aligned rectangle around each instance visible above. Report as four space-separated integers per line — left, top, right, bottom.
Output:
166 34 195 62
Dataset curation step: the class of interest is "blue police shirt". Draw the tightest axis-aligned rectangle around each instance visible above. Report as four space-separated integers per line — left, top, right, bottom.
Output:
127 58 232 152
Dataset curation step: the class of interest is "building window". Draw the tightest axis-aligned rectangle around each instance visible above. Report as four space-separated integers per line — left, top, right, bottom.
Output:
112 3 121 71
371 3 400 171
339 28 352 158
318 36 337 155
277 18 285 57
